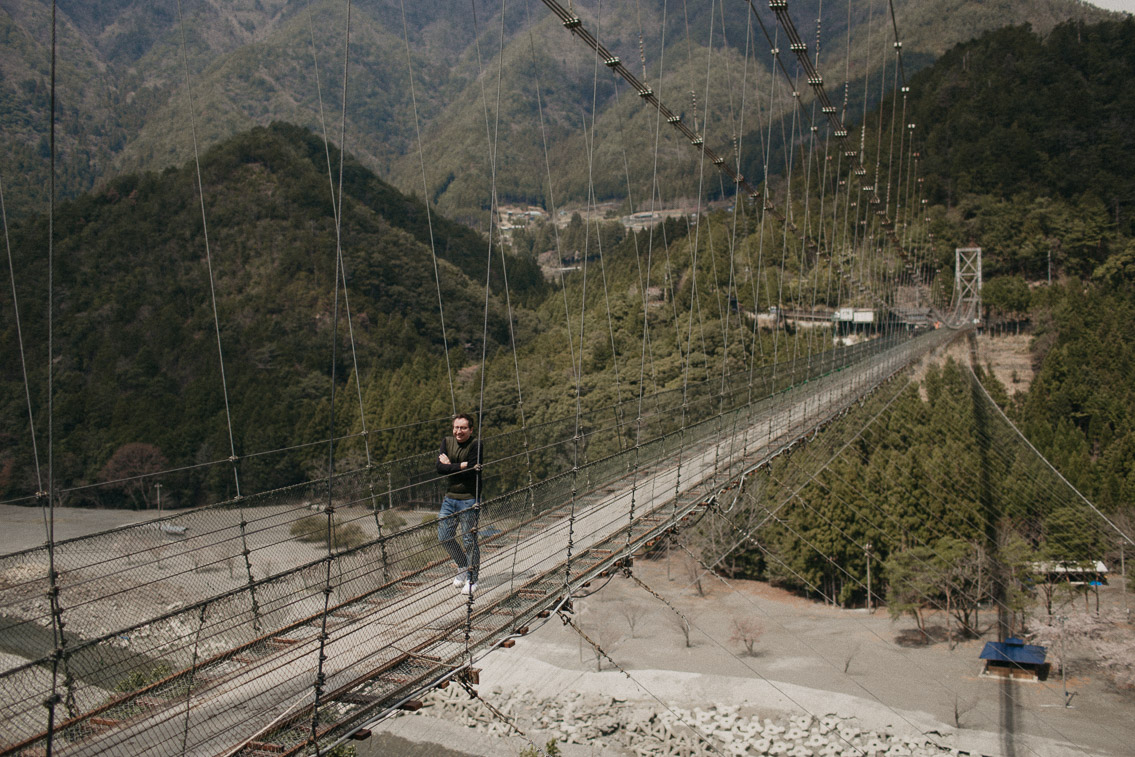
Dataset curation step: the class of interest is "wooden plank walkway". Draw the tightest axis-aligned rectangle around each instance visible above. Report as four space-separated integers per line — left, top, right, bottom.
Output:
5 331 952 757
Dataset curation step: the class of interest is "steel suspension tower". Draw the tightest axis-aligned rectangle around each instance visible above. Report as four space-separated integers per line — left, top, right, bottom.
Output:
955 246 982 323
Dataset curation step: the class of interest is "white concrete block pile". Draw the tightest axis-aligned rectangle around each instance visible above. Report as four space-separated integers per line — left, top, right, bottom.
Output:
405 686 959 756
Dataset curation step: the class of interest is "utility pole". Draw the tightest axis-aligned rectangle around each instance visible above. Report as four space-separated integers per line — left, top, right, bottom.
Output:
156 482 163 570
1122 543 1128 618
1061 615 1071 708
865 541 873 613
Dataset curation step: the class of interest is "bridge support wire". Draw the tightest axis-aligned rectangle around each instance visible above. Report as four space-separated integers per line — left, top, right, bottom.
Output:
0 329 957 756
561 613 724 754
453 677 545 755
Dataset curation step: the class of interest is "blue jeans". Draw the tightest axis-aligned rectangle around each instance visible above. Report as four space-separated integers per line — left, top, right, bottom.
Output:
438 496 479 582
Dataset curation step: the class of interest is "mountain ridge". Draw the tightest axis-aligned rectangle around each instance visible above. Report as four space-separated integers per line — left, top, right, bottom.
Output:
0 0 1116 220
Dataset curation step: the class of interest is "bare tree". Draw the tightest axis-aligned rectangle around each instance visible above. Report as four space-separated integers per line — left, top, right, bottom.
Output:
842 643 860 674
1094 637 1135 690
588 621 622 672
729 616 762 656
669 609 693 648
953 695 976 728
683 553 706 598
1031 611 1135 691
620 601 647 638
98 443 169 509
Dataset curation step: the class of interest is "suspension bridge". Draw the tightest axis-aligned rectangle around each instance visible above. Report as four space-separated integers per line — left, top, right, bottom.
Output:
0 328 960 756
2 1 1131 756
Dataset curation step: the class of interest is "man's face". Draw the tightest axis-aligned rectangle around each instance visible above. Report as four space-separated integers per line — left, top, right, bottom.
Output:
453 419 472 443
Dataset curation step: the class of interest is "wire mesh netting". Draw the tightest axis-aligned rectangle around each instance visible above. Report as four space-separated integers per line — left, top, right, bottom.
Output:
0 328 956 756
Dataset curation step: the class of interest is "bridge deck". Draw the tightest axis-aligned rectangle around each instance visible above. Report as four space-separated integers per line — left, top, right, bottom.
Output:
0 331 952 757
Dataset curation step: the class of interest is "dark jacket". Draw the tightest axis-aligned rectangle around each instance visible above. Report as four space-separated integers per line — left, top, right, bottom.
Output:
437 436 483 500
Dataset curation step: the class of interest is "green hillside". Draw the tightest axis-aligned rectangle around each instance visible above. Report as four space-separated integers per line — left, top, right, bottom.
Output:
2 12 1134 581
2 117 864 508
909 19 1135 236
833 18 1135 282
905 19 1135 496
0 123 542 505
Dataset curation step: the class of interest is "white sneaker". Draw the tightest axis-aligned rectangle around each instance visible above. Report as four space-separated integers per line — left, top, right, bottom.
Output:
452 573 466 588
460 580 478 595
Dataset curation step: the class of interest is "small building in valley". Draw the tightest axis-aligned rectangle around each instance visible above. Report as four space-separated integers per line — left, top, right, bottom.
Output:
979 638 1049 681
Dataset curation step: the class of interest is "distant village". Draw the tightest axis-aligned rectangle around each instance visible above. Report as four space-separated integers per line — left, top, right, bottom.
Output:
497 202 935 342
494 200 716 237
497 200 718 282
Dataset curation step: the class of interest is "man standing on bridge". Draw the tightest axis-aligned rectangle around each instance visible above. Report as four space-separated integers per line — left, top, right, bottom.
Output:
437 413 483 595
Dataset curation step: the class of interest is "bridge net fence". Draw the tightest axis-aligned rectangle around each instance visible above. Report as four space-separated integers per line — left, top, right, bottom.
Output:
0 328 952 755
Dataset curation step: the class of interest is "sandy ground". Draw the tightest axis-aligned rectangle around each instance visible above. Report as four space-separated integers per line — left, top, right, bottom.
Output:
4 504 1130 757
908 331 1035 402
973 332 1035 395
0 505 157 555
359 557 1134 757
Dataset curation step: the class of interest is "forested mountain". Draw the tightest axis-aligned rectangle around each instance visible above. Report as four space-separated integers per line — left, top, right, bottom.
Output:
888 18 1135 513
1020 279 1135 509
0 122 544 505
717 16 1135 608
809 17 1135 287
0 0 1115 221
907 19 1135 236
1 114 853 508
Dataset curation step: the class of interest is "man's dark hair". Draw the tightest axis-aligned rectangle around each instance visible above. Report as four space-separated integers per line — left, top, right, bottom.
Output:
453 413 475 429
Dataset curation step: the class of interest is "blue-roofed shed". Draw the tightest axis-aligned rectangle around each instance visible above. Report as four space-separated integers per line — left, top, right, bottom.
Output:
979 638 1049 681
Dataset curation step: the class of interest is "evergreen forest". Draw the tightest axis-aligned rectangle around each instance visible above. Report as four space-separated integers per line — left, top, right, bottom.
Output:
700 18 1135 619
2 16 1134 631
